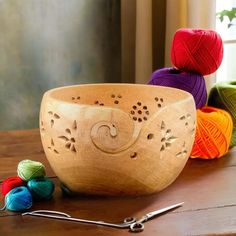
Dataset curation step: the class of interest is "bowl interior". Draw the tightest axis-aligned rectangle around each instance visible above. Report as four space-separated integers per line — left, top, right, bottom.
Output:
47 84 191 120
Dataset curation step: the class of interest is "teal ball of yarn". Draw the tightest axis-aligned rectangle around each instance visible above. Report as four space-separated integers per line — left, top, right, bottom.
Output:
5 186 32 211
27 177 55 200
17 160 46 181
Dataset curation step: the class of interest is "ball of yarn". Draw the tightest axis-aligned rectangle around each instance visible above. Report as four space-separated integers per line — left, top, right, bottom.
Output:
208 81 236 147
17 159 46 181
5 186 32 211
1 176 25 196
171 28 223 76
27 177 55 200
148 67 207 108
191 106 233 159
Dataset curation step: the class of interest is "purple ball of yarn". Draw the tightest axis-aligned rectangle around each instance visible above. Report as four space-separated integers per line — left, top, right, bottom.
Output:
148 68 207 109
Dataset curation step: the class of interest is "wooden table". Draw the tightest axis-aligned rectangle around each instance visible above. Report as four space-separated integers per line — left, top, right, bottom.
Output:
1 129 236 236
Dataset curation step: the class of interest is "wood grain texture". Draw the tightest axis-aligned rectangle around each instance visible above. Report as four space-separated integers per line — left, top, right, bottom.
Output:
1 129 236 235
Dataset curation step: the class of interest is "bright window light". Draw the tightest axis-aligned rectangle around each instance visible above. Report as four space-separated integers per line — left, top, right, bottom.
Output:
216 0 236 82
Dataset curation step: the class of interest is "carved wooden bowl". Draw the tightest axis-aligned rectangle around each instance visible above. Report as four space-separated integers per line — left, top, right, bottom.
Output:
40 84 196 196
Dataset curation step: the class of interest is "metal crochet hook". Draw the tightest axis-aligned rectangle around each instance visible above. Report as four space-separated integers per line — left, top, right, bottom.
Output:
22 202 184 232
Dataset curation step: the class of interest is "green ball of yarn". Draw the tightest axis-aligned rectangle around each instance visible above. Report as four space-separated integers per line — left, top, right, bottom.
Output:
17 160 46 181
208 81 236 147
27 177 55 200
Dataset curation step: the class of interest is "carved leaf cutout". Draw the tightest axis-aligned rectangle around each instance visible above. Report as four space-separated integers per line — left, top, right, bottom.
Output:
58 136 69 141
71 145 76 153
165 142 171 148
51 139 54 146
161 121 165 130
167 136 177 142
176 152 182 158
65 129 71 134
73 120 77 130
54 114 60 119
166 129 171 134
160 145 165 151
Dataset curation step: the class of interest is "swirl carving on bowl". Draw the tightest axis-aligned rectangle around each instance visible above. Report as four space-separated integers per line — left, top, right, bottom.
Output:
90 120 142 154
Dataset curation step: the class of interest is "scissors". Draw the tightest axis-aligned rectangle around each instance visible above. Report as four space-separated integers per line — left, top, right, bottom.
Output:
22 202 184 232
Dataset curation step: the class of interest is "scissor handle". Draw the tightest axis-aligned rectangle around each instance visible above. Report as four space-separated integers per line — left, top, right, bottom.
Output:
130 222 144 232
123 217 136 224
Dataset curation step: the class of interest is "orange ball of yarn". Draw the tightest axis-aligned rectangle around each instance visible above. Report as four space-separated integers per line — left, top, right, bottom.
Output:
191 106 233 159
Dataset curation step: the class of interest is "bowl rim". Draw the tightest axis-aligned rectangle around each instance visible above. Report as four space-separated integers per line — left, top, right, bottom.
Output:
44 83 193 99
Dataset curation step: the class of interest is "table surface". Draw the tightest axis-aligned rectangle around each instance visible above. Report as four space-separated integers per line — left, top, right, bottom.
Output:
1 129 236 236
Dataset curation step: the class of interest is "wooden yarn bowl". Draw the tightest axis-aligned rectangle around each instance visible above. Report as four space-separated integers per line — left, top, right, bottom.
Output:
40 84 196 196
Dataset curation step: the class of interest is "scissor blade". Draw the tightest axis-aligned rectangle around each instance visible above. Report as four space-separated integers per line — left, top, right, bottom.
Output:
146 202 184 219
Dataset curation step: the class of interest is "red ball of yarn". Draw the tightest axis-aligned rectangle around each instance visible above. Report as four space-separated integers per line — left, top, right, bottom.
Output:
1 176 25 196
171 28 223 76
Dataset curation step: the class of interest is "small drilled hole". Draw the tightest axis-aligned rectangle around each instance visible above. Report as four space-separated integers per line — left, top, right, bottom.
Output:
133 105 137 110
77 96 80 100
143 106 147 110
72 97 75 100
160 98 163 102
95 101 99 104
138 118 142 122
100 103 104 106
138 110 142 114
147 133 154 140
130 152 137 158
131 110 135 115
111 94 115 98
143 117 147 121
114 100 119 104
118 94 122 98
145 111 149 115
71 138 75 142
51 139 54 146
155 97 159 101
137 102 141 106
158 104 162 108
133 117 137 121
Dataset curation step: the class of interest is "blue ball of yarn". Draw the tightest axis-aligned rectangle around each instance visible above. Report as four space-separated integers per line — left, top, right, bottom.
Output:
27 177 55 200
5 186 32 211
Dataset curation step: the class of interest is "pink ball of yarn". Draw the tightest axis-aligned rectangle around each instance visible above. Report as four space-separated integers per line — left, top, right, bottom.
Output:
171 28 223 76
